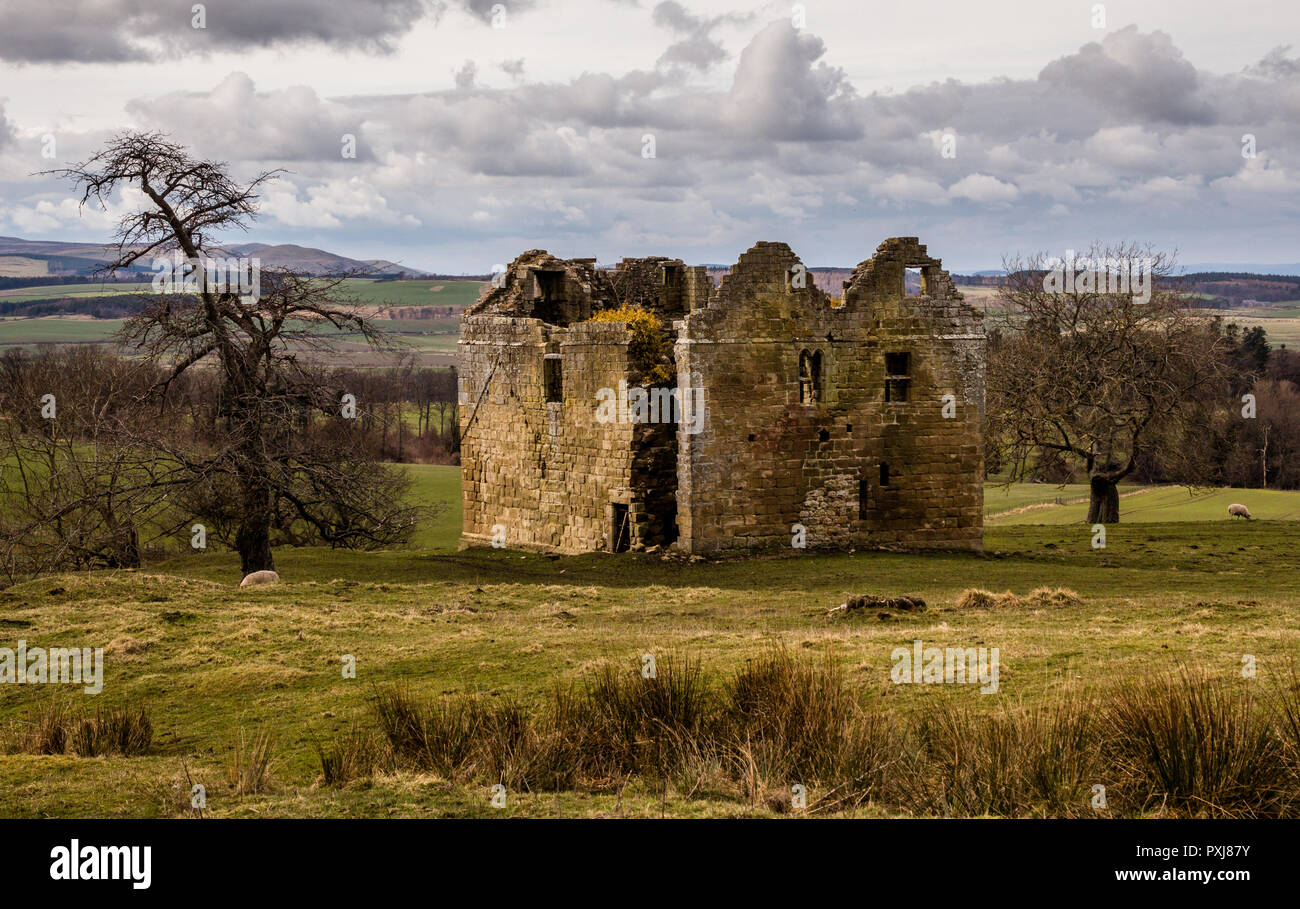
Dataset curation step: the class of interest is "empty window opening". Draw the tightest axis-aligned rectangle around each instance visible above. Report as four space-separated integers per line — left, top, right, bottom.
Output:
845 424 853 434
884 351 911 403
748 434 756 442
544 356 563 403
879 462 891 486
532 269 567 322
799 349 823 404
903 266 924 296
818 429 830 443
610 503 630 553
858 477 869 519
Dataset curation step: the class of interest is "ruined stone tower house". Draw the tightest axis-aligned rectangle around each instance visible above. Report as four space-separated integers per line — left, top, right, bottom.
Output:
458 237 985 555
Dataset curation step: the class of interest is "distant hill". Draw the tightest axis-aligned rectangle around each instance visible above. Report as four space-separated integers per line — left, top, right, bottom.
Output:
0 236 430 279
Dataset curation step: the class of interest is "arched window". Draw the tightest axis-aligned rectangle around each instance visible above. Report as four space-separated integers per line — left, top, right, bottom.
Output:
799 349 823 404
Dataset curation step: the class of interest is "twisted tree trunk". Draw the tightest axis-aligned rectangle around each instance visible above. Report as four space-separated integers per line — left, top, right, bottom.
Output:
1086 474 1120 524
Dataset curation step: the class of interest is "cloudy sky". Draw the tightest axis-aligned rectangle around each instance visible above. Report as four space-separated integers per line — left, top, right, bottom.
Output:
0 0 1297 272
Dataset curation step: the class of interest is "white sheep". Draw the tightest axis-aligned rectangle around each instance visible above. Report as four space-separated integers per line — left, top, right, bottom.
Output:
239 569 281 587
1228 503 1253 520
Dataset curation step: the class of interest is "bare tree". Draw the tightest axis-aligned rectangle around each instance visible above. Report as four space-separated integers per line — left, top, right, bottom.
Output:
0 347 188 583
987 242 1233 523
45 132 425 575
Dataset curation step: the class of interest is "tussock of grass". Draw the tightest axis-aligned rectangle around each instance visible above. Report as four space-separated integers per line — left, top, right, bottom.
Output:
314 724 379 788
340 654 1300 817
5 698 151 757
1027 587 1084 608
70 705 152 757
956 588 1022 609
955 587 1083 609
1104 669 1283 817
226 729 274 795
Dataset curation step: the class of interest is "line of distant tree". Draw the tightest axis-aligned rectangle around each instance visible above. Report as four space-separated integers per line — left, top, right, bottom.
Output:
0 274 147 291
0 294 154 319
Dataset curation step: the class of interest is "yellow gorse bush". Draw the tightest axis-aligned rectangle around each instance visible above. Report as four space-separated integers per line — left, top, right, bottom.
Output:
586 305 674 386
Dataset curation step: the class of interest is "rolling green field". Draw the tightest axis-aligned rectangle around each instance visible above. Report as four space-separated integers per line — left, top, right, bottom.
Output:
0 279 482 354
0 318 127 344
0 282 152 302
986 483 1300 524
0 468 1297 818
0 278 482 307
347 278 483 308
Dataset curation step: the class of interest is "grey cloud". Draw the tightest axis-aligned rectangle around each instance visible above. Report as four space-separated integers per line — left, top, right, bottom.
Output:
1245 45 1300 80
12 20 1300 271
651 0 750 72
658 34 727 71
0 102 14 148
651 1 700 33
456 0 539 23
724 21 859 140
0 0 438 63
1038 26 1212 125
455 60 478 89
124 72 370 162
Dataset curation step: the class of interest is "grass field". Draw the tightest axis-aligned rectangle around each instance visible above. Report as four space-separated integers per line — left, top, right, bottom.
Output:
347 279 483 309
986 482 1300 524
0 279 481 355
1218 301 1300 348
1 469 1298 818
0 282 151 302
0 318 127 344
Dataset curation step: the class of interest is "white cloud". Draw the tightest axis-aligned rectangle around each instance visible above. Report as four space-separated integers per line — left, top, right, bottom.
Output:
948 173 1020 204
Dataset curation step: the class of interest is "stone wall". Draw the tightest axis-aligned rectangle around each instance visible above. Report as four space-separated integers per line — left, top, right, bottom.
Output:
675 238 985 553
460 238 985 556
459 313 680 553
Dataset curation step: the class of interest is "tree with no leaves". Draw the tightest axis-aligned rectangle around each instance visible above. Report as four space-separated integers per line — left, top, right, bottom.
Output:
987 242 1233 523
45 131 425 575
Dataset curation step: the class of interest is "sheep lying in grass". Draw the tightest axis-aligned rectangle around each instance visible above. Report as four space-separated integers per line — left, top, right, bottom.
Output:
239 570 281 587
1228 503 1253 520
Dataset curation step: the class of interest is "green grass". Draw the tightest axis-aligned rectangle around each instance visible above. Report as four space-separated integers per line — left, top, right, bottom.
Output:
0 318 125 344
0 283 152 302
0 279 482 353
345 279 483 308
404 464 461 548
1 469 1298 817
987 483 1300 524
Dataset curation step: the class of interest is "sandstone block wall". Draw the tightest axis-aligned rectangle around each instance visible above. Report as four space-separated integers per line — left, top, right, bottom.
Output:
460 238 985 555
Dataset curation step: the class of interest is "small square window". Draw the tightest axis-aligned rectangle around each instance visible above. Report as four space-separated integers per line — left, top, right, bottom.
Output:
885 352 911 403
903 267 923 296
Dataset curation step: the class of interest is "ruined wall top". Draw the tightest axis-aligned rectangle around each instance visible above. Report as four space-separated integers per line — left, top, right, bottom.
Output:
466 249 699 326
465 238 980 330
841 236 965 306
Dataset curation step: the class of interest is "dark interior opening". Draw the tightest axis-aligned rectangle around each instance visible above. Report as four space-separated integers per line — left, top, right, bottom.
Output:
884 351 911 402
799 349 823 404
880 462 891 486
610 503 630 553
544 356 563 403
532 269 567 323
